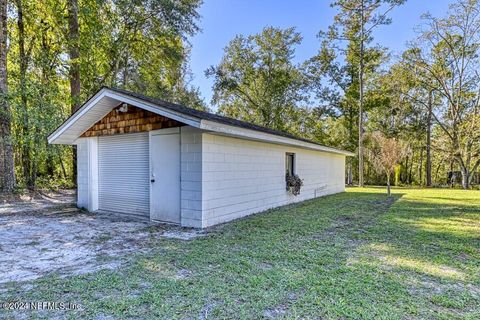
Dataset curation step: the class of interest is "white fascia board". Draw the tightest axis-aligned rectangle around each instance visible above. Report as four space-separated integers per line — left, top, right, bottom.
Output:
199 120 355 156
48 89 202 145
48 89 108 144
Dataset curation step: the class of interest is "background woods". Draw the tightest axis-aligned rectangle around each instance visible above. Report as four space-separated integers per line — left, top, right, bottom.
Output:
206 0 480 189
0 0 479 191
2 0 204 190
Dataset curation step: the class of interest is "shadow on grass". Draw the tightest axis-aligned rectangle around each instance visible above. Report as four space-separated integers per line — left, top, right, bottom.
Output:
418 196 480 203
2 189 479 319
348 189 479 288
339 189 480 318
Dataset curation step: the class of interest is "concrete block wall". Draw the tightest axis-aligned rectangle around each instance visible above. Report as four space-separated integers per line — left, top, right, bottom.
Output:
200 133 345 227
77 127 345 228
76 137 98 212
77 138 89 210
180 126 203 227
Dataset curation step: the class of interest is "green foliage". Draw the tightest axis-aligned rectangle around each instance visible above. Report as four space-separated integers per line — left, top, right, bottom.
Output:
311 0 403 145
4 0 480 191
7 0 204 189
394 164 401 186
2 188 479 318
206 27 314 135
408 1 480 188
76 0 205 108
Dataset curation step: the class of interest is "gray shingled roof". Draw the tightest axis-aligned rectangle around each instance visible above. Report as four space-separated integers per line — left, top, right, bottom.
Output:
106 86 352 154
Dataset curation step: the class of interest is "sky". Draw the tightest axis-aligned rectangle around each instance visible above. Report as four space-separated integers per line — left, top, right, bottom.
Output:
189 0 453 106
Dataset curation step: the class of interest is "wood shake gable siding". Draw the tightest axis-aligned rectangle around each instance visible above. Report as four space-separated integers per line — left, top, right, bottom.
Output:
81 105 183 137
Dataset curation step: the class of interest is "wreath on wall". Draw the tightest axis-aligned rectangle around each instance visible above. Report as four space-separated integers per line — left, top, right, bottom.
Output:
286 174 303 196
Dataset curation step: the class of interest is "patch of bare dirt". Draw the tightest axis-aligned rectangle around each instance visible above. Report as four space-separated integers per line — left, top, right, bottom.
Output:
263 305 288 318
0 193 205 284
0 189 76 215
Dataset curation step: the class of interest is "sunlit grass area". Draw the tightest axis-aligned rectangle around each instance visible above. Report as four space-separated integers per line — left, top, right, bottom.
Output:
1 187 479 319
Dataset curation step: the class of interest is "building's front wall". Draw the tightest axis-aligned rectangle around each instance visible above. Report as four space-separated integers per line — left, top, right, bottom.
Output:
76 127 205 227
76 127 346 228
200 133 346 227
77 137 99 212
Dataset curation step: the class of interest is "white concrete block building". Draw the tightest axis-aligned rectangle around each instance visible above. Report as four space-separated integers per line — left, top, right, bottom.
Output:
48 87 353 228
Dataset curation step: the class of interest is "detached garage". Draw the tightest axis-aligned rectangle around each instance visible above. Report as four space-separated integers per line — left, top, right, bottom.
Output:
48 87 353 228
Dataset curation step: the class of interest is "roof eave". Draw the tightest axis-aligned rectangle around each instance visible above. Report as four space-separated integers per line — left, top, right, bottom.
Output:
199 120 355 156
48 87 355 156
48 88 202 145
48 88 108 144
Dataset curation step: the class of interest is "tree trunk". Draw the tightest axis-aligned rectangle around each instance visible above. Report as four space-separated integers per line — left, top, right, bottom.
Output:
449 160 454 187
16 0 33 189
67 0 80 185
366 162 371 185
0 0 15 192
68 0 80 112
418 147 424 186
402 156 409 184
386 171 391 196
460 166 469 189
426 90 433 187
59 155 67 179
30 125 42 189
358 0 365 188
347 161 353 185
46 152 55 178
408 149 415 184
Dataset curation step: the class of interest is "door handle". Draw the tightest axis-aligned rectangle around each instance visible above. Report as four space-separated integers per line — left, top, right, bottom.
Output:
150 179 155 183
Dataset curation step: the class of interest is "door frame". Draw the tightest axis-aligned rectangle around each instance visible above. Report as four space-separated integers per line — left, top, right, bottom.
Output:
149 127 181 223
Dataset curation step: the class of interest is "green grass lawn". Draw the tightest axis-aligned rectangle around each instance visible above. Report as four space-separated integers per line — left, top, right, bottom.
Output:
2 187 480 319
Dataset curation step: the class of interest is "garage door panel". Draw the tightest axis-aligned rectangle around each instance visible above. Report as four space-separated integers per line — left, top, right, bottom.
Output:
98 133 149 216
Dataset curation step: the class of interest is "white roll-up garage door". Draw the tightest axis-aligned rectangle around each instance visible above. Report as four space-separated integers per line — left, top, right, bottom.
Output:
98 133 149 217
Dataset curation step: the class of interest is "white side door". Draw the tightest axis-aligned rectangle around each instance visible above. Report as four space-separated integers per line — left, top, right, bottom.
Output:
150 128 181 223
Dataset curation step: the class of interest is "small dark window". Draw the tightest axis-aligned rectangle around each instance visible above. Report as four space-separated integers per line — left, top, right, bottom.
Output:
286 153 295 176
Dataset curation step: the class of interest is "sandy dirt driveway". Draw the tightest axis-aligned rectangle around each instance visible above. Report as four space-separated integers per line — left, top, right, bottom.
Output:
0 191 203 285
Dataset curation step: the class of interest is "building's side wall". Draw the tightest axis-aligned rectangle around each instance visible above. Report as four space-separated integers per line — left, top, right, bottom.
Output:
180 126 203 227
201 133 346 227
76 137 99 212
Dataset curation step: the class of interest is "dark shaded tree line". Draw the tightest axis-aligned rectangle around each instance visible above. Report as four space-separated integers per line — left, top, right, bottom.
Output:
0 0 205 191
